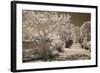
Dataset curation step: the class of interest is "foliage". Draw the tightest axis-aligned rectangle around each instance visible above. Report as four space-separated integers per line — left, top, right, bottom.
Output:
79 21 91 50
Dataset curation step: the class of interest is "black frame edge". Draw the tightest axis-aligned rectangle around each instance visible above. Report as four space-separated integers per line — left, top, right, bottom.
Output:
15 65 97 72
96 6 98 67
11 1 16 72
11 1 98 72
11 1 97 8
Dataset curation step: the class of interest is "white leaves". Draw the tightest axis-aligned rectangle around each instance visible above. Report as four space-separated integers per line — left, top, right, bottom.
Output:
22 10 73 42
22 10 91 49
79 21 91 50
80 21 91 39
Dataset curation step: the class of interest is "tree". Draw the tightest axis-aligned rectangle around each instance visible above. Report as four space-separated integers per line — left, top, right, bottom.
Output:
22 10 74 61
80 21 91 50
74 26 80 43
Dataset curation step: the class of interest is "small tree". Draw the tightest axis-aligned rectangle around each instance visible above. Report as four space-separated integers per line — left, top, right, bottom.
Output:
80 21 91 50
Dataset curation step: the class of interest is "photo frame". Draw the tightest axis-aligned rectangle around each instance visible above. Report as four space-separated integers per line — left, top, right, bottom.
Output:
11 1 98 72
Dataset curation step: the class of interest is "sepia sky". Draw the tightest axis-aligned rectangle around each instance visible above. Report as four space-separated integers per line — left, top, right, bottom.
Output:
68 12 90 26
